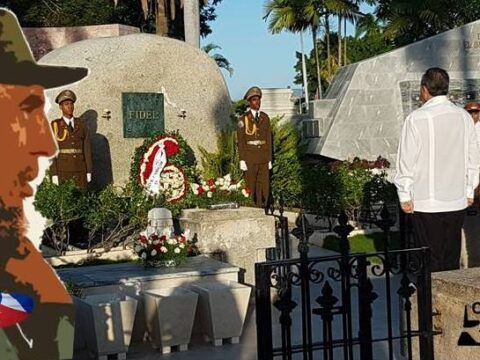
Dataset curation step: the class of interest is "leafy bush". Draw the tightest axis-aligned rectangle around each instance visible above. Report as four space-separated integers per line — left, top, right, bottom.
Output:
34 179 89 251
270 117 305 208
302 163 342 219
198 131 242 182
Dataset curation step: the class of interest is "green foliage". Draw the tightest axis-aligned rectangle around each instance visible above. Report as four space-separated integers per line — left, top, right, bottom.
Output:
376 0 480 46
128 131 197 217
232 100 248 117
130 132 196 184
34 179 87 223
1 0 223 37
84 185 128 236
270 117 304 207
198 131 242 182
1 0 115 27
202 43 234 76
294 30 394 95
333 161 372 220
301 162 341 217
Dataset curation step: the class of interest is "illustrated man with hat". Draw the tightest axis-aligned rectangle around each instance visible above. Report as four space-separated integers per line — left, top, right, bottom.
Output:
50 89 92 189
0 8 87 359
237 86 273 207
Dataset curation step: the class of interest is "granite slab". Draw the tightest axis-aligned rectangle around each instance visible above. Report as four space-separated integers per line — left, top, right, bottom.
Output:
57 255 239 288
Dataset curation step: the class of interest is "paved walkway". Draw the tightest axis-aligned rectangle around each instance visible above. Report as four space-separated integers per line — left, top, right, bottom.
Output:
128 244 337 360
127 240 408 360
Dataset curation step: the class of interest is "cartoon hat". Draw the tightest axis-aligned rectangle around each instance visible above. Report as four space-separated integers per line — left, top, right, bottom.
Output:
244 86 262 101
55 90 77 104
0 9 88 88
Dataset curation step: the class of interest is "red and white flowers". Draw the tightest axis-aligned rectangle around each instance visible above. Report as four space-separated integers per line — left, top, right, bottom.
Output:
133 227 196 267
190 174 250 198
138 135 187 202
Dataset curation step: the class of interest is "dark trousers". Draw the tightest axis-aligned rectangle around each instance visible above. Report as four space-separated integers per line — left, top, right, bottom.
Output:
412 210 465 272
244 162 270 207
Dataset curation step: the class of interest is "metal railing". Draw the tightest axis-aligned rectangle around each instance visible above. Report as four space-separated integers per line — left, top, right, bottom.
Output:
256 205 434 360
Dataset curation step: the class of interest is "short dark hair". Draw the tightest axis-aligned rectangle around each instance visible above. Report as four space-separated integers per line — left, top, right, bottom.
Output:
421 67 449 96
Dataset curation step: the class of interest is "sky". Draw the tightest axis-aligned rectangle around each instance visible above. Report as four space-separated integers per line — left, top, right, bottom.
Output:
202 0 373 100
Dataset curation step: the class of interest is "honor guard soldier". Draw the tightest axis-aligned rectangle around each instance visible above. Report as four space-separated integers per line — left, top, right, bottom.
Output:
237 86 273 207
50 90 92 189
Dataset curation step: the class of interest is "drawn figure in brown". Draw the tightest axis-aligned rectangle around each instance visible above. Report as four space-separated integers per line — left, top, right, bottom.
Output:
0 8 88 359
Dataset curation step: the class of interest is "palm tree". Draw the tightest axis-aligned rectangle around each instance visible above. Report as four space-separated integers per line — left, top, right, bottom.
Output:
303 0 362 90
264 0 313 104
138 0 208 36
202 43 234 76
374 0 475 45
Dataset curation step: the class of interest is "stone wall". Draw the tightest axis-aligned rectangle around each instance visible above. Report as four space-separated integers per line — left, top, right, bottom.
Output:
416 268 480 359
180 207 275 285
23 24 140 60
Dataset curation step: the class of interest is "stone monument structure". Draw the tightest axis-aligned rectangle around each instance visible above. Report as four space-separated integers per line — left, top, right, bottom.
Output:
304 19 480 165
39 33 231 187
260 88 301 123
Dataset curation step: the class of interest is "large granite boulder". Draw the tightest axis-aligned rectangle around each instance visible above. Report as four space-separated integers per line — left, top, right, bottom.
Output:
39 34 231 187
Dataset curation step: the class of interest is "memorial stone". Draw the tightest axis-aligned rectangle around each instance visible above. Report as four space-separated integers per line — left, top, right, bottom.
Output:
39 34 231 187
304 19 480 166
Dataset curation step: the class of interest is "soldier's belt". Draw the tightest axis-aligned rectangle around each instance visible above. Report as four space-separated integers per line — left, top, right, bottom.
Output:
246 140 266 146
59 149 83 154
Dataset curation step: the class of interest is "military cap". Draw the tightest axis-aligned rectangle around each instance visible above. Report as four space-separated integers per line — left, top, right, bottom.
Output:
244 86 262 101
0 8 88 88
55 90 77 104
465 102 480 112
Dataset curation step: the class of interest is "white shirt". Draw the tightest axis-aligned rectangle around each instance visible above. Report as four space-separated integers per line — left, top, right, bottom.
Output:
63 116 74 128
394 95 480 212
475 122 480 144
250 109 260 119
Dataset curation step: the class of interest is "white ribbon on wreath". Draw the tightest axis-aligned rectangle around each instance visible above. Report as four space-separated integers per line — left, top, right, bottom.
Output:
145 144 167 195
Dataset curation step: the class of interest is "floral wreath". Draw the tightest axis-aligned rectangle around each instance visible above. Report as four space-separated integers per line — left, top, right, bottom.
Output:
137 135 188 203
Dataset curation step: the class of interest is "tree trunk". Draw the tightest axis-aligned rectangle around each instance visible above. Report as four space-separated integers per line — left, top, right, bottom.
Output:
156 0 169 36
326 14 331 75
338 15 342 67
344 17 347 64
300 32 309 112
184 0 200 47
312 26 323 99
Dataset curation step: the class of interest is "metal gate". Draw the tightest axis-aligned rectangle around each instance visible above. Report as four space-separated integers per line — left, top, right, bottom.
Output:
256 206 434 360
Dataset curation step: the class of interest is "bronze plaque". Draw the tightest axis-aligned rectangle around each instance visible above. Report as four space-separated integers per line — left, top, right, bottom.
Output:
122 92 164 138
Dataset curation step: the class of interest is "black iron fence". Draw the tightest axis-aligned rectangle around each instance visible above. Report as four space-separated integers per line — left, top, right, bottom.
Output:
256 206 434 360
266 195 291 261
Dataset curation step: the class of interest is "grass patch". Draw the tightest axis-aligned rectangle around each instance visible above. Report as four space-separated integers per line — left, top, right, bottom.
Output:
323 231 401 256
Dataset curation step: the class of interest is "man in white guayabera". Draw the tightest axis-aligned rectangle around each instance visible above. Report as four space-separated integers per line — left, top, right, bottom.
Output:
394 67 480 272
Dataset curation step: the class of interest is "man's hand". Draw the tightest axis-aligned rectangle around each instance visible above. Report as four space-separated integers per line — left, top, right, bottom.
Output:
401 201 414 214
268 161 272 170
87 173 92 183
51 175 59 185
468 198 474 206
240 160 248 171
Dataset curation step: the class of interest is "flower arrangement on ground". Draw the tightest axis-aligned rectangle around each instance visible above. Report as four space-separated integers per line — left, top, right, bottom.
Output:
133 227 198 268
190 174 253 207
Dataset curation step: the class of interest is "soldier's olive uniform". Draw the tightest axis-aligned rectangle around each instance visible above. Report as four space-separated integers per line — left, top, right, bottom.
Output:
237 108 272 207
50 90 92 189
50 117 92 189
